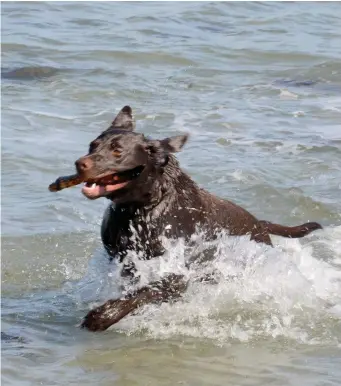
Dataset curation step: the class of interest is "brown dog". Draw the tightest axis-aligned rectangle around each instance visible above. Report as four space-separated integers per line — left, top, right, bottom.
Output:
63 106 322 331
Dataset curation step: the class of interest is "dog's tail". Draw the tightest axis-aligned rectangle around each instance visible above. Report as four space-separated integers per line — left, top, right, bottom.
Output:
259 220 322 239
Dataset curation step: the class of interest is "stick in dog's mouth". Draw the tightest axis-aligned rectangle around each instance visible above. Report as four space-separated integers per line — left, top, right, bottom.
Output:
48 165 145 192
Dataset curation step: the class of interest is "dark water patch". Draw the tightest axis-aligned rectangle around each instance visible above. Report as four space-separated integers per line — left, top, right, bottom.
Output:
253 140 284 151
296 144 341 156
274 79 319 87
1 66 62 81
70 17 105 27
274 78 341 93
1 331 28 352
1 331 27 344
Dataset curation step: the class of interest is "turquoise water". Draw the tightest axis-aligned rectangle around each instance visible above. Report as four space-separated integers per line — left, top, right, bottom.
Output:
2 2 341 385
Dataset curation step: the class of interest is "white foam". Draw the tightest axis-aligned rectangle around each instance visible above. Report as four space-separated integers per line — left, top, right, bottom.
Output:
73 225 341 345
279 89 298 100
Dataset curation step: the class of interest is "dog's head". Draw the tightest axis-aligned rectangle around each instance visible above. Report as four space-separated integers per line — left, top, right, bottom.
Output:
75 106 188 202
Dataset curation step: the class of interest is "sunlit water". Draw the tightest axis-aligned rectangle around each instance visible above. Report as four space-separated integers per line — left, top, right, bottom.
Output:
2 2 341 385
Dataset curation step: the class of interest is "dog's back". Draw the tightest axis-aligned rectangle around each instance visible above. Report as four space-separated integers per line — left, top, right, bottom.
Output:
100 152 321 263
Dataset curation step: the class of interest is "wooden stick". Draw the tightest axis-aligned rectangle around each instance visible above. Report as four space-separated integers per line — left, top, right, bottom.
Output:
48 174 83 192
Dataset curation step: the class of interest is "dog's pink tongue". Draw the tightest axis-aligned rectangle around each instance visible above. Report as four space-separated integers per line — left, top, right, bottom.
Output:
81 184 104 199
81 182 128 199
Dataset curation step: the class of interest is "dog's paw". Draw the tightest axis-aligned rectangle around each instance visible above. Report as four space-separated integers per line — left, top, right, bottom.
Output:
80 299 138 332
80 308 107 332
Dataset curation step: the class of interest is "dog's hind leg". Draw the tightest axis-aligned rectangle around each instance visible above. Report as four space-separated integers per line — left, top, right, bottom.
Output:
81 274 188 332
250 225 273 246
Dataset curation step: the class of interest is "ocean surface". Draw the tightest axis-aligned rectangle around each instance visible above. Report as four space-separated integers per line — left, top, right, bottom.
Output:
1 2 341 385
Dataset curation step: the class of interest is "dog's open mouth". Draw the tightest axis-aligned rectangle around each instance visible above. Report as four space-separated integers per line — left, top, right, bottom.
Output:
82 165 144 200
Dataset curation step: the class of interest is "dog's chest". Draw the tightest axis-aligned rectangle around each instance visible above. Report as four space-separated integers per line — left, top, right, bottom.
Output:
101 204 165 260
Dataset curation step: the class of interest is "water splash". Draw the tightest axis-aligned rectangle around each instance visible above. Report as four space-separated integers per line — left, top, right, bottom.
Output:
73 225 341 346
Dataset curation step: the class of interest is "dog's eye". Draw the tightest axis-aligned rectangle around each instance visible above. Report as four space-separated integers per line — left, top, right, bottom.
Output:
89 141 99 153
112 150 121 157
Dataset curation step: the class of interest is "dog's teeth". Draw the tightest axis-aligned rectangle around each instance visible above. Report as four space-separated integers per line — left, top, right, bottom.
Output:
92 183 96 188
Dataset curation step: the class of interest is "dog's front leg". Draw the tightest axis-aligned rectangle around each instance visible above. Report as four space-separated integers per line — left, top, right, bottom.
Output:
81 274 188 332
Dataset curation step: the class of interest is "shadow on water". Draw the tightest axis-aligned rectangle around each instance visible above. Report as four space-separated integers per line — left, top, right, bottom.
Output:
1 66 62 81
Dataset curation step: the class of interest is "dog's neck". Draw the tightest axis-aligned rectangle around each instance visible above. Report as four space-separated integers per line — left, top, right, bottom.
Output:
112 155 201 220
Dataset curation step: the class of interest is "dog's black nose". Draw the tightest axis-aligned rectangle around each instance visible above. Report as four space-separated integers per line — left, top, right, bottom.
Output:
75 157 93 173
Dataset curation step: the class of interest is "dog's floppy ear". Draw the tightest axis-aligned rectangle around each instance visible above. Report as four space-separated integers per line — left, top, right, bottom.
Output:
147 134 188 167
159 134 188 153
110 106 135 131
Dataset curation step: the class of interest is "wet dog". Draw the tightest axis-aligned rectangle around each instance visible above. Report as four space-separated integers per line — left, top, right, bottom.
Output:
71 106 322 331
